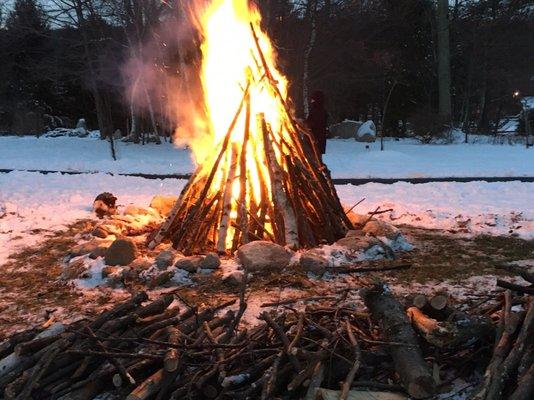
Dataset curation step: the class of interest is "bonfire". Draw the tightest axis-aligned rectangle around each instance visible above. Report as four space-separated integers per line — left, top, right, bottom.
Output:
149 0 352 255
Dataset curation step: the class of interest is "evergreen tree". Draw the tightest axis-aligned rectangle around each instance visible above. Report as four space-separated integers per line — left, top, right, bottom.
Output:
0 0 50 132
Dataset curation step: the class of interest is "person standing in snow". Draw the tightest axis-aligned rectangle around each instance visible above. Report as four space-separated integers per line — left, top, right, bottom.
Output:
305 90 328 156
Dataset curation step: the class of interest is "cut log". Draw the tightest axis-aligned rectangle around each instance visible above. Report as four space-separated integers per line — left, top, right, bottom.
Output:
0 323 65 379
127 369 163 400
0 330 39 360
497 280 534 295
429 294 449 312
362 284 435 399
316 388 408 400
474 291 523 400
486 298 534 399
407 307 494 348
163 327 180 372
509 362 534 400
413 294 428 310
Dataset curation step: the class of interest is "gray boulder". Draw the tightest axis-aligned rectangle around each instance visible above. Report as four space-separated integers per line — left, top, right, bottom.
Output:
237 241 293 272
76 118 87 130
200 253 221 270
355 120 377 142
155 250 177 270
223 271 245 286
335 236 382 252
175 256 203 273
104 238 138 266
362 220 400 240
69 239 112 258
299 252 329 275
329 120 362 139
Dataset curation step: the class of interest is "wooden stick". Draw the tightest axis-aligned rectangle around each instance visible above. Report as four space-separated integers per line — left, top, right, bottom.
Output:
216 143 239 253
260 312 301 371
163 327 180 373
260 114 299 248
497 279 534 295
233 91 251 251
340 321 362 400
345 198 366 215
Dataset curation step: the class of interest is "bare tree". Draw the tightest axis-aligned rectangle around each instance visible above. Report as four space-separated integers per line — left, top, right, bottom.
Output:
437 0 452 121
302 0 317 117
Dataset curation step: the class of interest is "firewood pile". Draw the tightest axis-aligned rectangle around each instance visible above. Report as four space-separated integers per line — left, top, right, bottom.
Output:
0 277 532 400
471 265 534 400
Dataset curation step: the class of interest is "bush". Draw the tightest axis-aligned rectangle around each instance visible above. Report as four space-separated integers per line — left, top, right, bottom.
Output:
410 108 451 143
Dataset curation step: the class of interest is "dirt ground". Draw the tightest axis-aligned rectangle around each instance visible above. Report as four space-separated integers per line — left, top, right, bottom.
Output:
1 220 532 339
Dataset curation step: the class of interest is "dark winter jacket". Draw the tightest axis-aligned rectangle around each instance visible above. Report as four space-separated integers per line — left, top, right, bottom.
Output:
305 91 328 154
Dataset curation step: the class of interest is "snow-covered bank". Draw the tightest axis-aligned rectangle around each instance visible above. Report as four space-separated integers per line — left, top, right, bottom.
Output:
1 135 533 178
1 172 533 265
0 172 186 265
337 180 534 238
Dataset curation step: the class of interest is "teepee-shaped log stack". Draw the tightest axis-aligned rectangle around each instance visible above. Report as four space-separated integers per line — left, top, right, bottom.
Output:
148 25 353 255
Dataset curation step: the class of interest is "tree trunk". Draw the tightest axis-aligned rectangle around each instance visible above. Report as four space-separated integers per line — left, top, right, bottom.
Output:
73 0 113 140
437 0 452 121
302 0 317 117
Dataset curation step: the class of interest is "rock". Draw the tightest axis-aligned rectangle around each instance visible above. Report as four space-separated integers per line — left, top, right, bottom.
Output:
336 236 382 252
130 258 153 271
149 270 174 288
70 239 111 258
92 226 109 239
200 253 221 270
122 267 139 283
156 250 177 270
223 271 245 286
363 220 400 240
89 245 109 259
123 205 152 217
175 256 203 273
356 120 377 142
346 211 371 228
104 239 138 266
150 195 177 217
299 252 329 275
345 229 366 238
237 241 292 272
93 192 117 219
101 265 121 279
329 120 362 139
73 119 87 137
76 118 87 130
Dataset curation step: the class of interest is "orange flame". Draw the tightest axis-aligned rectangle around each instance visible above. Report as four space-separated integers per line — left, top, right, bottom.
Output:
173 0 296 251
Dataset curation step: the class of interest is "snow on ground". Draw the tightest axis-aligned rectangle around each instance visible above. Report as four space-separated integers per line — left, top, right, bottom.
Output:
1 172 533 266
1 135 533 178
0 172 185 265
337 180 534 238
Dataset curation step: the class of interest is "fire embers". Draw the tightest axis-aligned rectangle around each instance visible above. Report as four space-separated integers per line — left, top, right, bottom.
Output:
92 192 117 219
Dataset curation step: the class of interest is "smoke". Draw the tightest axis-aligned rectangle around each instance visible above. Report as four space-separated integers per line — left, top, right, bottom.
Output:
121 0 213 161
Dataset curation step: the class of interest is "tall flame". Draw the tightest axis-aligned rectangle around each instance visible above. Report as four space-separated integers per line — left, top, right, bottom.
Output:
190 0 289 164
